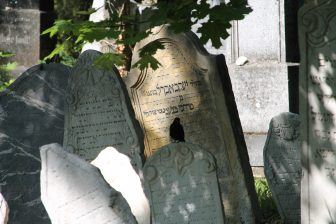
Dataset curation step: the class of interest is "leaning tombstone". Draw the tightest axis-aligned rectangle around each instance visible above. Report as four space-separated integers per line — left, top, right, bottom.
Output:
0 63 70 224
124 25 259 223
299 1 336 223
0 193 9 224
92 147 150 224
263 112 301 223
40 143 137 224
63 50 144 172
144 142 225 223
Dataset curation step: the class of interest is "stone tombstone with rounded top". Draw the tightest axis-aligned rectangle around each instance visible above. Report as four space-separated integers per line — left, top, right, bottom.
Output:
144 142 225 224
0 63 70 224
299 1 336 223
64 50 143 171
125 26 259 223
40 143 137 224
263 112 301 223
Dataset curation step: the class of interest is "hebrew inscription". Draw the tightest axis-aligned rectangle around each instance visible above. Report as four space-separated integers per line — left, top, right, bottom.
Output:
264 112 300 223
40 143 137 224
126 26 258 223
144 142 225 224
299 1 336 223
64 50 143 171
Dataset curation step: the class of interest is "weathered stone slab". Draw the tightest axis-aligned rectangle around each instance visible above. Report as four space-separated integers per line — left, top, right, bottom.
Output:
40 143 137 224
125 26 259 223
144 142 225 223
263 112 301 223
0 63 70 224
0 193 9 224
92 147 150 224
299 1 336 223
64 50 144 171
0 9 54 68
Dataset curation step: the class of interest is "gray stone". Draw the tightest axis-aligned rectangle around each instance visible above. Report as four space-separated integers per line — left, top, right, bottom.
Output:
64 50 144 172
264 112 301 223
144 142 225 224
0 63 70 224
0 193 9 224
0 8 54 68
91 147 150 224
299 1 336 223
125 25 259 223
40 143 137 224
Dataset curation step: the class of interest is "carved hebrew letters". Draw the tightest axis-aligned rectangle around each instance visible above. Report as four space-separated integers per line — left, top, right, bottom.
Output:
64 50 142 170
264 113 301 223
144 142 225 224
300 1 336 223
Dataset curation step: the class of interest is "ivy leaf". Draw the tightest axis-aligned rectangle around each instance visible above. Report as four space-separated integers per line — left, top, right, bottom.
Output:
132 55 161 71
198 21 230 48
93 53 125 70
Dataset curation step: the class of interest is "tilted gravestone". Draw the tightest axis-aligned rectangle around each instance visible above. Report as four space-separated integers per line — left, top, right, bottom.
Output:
299 1 336 223
0 193 9 224
125 25 259 223
92 147 150 224
40 143 137 224
143 142 225 223
0 63 70 224
263 112 301 223
64 50 144 172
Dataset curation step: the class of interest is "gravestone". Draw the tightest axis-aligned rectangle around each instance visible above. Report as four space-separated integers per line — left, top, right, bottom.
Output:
263 112 301 223
125 25 259 223
64 50 144 172
144 142 225 223
92 147 150 224
0 1 54 71
0 63 70 224
0 193 9 224
40 143 137 224
299 1 336 223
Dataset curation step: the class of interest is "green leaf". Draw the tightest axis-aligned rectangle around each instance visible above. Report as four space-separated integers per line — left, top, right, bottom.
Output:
93 53 125 70
132 54 161 71
198 21 230 48
0 51 15 58
43 43 66 60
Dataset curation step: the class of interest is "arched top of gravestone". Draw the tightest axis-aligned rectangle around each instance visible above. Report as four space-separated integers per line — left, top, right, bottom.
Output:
1 63 70 110
126 25 215 88
64 50 144 169
143 142 225 224
263 112 300 223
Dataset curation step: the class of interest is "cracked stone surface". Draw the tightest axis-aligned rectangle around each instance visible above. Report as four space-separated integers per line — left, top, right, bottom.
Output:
0 63 70 224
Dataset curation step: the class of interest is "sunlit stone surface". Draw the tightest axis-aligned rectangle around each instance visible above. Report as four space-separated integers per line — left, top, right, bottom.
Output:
92 147 150 224
144 142 225 224
0 193 9 224
125 25 258 223
264 112 301 223
64 50 144 172
40 143 137 224
299 1 336 223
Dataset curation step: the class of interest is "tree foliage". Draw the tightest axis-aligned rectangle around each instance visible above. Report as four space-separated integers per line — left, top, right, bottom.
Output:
44 0 252 71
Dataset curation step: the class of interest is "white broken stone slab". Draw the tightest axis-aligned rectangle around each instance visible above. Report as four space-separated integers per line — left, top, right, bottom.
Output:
40 143 137 224
0 193 9 224
144 142 225 224
264 112 301 223
64 50 143 172
92 147 150 224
